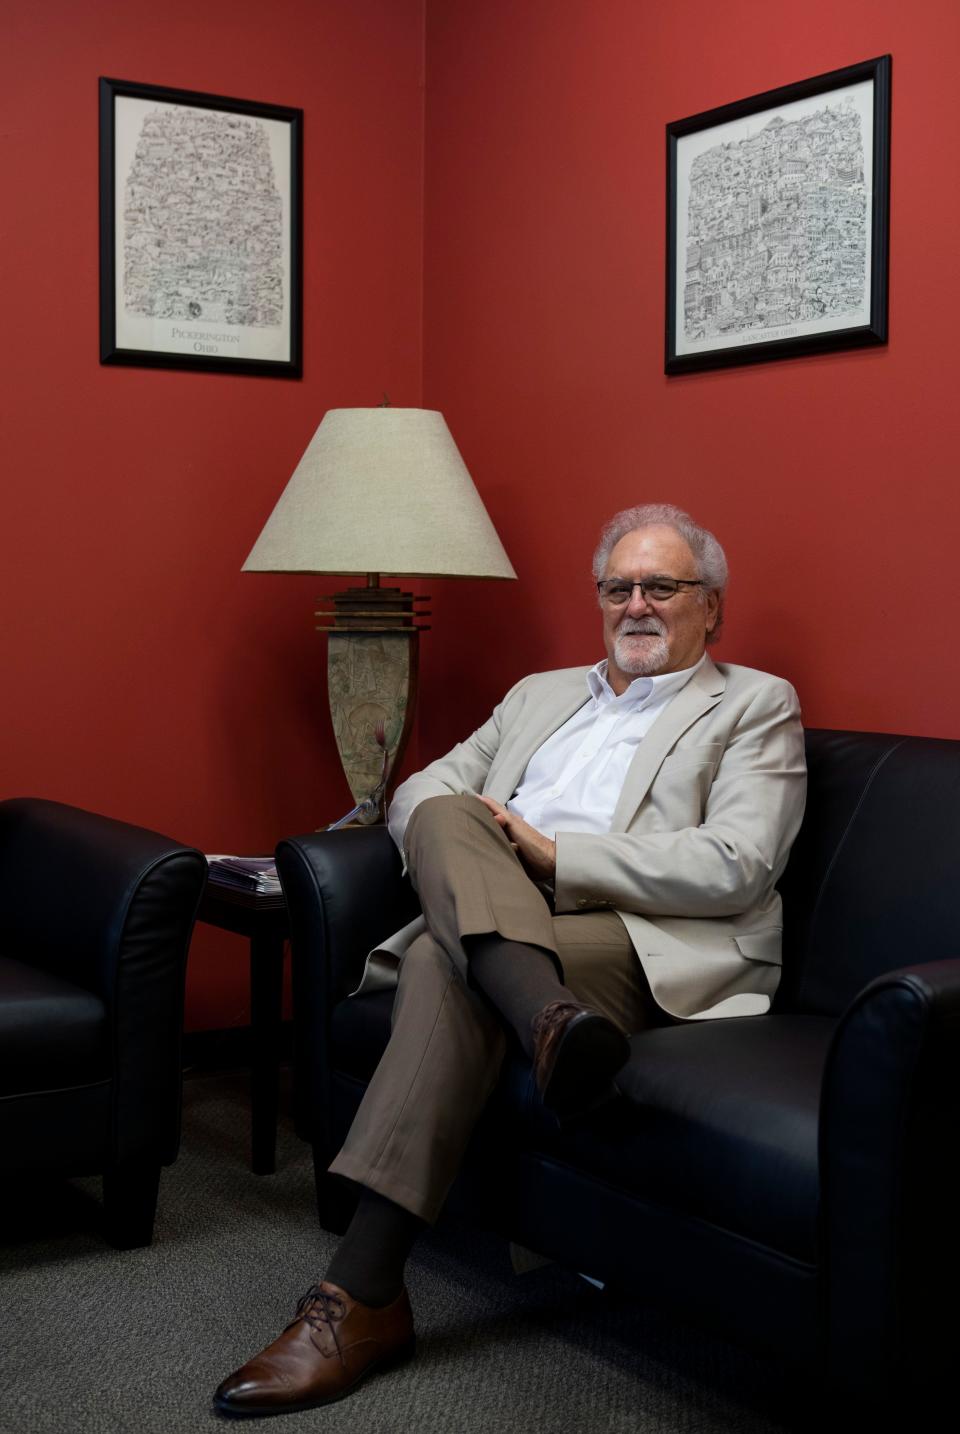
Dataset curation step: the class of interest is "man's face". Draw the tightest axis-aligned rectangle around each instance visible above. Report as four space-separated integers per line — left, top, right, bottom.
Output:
601 525 719 692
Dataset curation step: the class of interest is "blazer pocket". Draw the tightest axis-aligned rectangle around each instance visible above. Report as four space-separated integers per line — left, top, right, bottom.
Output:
659 742 725 771
734 930 783 965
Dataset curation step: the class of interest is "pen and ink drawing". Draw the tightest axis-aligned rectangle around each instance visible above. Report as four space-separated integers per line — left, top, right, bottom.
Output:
123 107 284 328
683 98 867 343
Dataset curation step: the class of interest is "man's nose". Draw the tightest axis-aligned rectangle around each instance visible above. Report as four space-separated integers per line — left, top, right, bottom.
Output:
624 584 653 616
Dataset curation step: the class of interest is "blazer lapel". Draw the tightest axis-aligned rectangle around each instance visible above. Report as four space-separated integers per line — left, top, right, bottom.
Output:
610 656 727 830
486 668 592 803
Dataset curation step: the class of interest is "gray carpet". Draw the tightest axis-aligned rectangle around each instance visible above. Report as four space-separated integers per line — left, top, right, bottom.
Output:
0 1072 808 1433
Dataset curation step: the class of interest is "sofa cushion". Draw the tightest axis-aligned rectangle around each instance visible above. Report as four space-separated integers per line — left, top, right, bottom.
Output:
531 1015 835 1262
331 994 833 1263
0 955 109 1096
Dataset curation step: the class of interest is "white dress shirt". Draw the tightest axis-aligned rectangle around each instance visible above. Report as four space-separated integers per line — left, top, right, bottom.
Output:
506 655 705 839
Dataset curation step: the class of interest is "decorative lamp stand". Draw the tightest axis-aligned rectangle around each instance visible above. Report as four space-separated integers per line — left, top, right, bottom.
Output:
316 579 430 820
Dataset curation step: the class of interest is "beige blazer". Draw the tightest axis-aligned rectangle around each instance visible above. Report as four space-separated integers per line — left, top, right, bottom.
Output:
369 657 806 1022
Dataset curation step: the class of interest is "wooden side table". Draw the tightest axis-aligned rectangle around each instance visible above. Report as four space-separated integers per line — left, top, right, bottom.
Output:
195 880 290 1175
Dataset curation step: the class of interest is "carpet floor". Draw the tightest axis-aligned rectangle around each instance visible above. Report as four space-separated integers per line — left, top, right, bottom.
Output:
1 1071 814 1434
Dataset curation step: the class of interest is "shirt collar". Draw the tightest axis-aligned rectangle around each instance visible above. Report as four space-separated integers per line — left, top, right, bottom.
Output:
586 652 706 709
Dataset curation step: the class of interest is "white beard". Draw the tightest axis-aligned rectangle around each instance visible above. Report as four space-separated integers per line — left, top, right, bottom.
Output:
613 623 670 676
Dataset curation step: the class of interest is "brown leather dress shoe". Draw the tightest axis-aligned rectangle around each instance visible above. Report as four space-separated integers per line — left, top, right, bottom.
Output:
213 1281 415 1418
531 999 630 1122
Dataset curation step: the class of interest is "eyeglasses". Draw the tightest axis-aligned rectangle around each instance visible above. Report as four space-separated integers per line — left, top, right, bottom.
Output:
596 576 706 605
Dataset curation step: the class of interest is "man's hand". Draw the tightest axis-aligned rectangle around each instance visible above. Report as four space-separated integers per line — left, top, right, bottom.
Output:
476 795 557 881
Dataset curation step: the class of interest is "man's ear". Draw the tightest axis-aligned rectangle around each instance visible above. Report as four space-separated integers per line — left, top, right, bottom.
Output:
704 590 720 633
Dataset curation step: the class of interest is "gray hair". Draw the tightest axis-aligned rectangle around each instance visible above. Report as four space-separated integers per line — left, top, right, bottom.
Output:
592 503 728 643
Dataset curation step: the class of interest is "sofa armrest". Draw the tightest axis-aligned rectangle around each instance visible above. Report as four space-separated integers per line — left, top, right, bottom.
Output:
276 826 420 1150
819 957 960 1405
276 825 420 1004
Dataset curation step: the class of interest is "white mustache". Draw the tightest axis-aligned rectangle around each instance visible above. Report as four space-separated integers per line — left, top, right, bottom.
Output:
618 619 666 637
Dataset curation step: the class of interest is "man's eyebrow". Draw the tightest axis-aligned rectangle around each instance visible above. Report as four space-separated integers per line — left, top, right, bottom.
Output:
605 573 677 582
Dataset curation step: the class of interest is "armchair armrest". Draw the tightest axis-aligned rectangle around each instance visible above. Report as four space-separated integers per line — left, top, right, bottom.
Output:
819 958 960 1405
0 797 207 1164
0 798 206 1002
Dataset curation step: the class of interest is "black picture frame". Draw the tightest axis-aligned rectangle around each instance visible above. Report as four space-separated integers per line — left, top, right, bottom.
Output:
665 55 891 375
99 77 303 378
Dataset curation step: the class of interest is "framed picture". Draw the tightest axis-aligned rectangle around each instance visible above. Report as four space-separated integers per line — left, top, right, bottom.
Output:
666 55 891 374
99 77 303 377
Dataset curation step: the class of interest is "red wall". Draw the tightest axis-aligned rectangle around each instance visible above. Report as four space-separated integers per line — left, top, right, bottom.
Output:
419 0 960 764
3 1 958 1030
0 0 425 1028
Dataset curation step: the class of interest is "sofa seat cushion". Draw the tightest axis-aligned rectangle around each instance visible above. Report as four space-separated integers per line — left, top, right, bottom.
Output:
330 997 833 1262
530 1014 836 1262
0 956 109 1096
329 997 832 1261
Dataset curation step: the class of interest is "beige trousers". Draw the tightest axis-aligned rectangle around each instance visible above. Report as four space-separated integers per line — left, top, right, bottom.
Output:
329 795 660 1222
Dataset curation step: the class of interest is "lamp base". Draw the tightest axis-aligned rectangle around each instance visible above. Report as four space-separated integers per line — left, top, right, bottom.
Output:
319 583 429 823
327 630 418 821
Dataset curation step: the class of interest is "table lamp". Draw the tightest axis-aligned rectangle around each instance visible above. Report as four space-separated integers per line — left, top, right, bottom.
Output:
242 407 517 820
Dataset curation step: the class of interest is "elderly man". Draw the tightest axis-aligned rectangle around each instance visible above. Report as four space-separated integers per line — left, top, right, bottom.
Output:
215 503 806 1418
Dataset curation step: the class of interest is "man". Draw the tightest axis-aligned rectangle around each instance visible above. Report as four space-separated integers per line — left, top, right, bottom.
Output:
215 503 806 1418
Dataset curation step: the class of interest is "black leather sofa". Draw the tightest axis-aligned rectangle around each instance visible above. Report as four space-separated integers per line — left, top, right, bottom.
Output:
276 730 960 1412
0 798 207 1247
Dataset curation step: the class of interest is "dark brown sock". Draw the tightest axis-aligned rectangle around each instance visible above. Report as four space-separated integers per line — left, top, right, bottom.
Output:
324 1187 424 1308
464 933 573 1058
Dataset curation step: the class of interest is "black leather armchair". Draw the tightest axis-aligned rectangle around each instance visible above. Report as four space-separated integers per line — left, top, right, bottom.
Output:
0 798 207 1247
276 730 960 1412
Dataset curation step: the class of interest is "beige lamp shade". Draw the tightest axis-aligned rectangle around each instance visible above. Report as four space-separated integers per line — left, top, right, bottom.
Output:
242 407 517 580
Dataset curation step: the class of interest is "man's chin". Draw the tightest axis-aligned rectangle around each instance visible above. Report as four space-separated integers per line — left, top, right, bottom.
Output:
614 636 670 677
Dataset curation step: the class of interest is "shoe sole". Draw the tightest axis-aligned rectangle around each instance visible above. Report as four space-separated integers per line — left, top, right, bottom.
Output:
212 1336 416 1419
541 1012 630 1123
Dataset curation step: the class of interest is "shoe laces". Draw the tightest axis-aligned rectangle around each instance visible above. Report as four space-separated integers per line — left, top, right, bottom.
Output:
293 1284 347 1360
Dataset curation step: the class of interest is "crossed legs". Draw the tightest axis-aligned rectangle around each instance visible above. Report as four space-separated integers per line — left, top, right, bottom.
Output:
330 794 657 1222
215 795 658 1417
